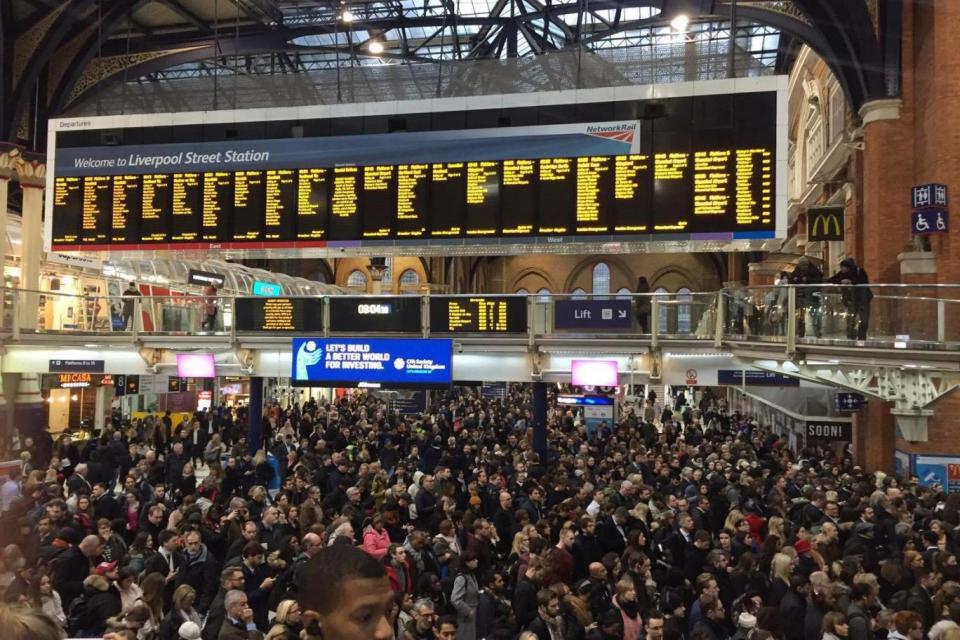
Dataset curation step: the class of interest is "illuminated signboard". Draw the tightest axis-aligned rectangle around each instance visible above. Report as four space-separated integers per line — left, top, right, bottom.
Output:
429 296 526 333
292 338 453 387
328 297 421 333
234 297 323 332
252 280 283 297
43 373 114 389
49 90 782 251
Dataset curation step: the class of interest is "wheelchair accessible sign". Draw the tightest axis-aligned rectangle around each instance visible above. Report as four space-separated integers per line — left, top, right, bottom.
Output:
912 209 948 234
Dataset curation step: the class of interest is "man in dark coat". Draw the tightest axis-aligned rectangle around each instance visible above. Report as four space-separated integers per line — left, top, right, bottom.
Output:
596 508 629 556
176 530 220 614
780 575 809 640
240 542 275 631
827 257 873 340
52 533 101 609
203 566 246 640
907 571 941 633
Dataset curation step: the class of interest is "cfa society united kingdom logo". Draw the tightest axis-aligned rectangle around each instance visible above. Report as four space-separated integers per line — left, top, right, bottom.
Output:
393 357 406 370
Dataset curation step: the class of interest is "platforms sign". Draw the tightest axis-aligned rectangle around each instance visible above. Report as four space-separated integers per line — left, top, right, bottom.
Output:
554 299 632 330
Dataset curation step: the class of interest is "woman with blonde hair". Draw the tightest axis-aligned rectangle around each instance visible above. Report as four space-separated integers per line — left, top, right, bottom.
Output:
724 509 746 533
266 599 303 640
767 516 785 541
769 552 793 606
0 604 64 640
158 584 202 639
203 433 225 466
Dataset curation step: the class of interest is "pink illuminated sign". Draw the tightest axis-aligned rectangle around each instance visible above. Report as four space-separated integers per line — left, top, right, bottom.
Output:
571 359 618 386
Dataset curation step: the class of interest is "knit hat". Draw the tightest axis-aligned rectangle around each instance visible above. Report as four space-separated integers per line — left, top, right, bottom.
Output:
738 613 757 629
178 621 202 640
95 561 118 575
794 539 811 555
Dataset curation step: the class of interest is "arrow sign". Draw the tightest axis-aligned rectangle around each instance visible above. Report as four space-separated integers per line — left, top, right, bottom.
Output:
554 299 633 330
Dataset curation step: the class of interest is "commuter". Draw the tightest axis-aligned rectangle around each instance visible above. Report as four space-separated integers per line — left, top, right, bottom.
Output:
121 281 141 331
827 258 873 340
4 383 959 640
791 256 823 338
635 276 651 333
201 283 219 331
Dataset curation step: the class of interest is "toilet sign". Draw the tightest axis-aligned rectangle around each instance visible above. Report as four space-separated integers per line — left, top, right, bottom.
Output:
912 209 948 234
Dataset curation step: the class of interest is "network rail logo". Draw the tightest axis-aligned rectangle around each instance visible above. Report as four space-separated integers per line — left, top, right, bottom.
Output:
585 122 639 144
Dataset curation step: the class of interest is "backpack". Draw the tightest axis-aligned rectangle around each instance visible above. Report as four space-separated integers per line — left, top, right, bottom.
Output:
66 591 93 636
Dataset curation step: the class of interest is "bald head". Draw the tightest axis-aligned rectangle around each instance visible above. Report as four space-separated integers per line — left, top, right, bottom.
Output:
589 562 606 579
79 535 101 557
303 533 323 556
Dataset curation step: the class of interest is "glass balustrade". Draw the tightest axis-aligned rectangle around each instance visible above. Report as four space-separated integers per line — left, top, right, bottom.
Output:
4 286 960 351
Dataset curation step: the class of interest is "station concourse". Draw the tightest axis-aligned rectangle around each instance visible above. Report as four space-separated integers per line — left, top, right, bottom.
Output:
0 1 959 639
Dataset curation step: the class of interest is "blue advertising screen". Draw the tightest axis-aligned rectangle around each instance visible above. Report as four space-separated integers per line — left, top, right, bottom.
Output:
252 280 282 296
292 338 453 386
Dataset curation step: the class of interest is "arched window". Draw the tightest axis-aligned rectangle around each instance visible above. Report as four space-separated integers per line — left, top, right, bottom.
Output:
536 288 552 303
592 263 610 296
677 287 693 334
615 287 632 300
399 269 420 288
654 287 669 333
571 288 588 300
516 288 529 295
346 270 368 290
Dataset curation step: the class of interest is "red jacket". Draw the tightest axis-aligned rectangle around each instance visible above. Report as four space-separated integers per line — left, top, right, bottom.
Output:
386 560 413 594
362 527 391 559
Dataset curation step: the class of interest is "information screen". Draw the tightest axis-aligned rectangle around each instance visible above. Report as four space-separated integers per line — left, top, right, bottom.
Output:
292 337 453 387
234 297 323 332
429 296 527 333
50 91 781 249
329 296 422 333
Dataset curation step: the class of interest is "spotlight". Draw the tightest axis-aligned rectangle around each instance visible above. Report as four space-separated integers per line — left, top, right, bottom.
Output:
368 40 384 54
670 13 690 32
340 8 354 22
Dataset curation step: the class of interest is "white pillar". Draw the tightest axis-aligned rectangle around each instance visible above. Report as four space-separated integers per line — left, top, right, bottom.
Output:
94 384 112 434
18 184 43 330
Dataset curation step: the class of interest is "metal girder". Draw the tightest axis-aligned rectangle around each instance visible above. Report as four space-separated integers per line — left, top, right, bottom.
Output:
155 0 215 34
747 359 960 442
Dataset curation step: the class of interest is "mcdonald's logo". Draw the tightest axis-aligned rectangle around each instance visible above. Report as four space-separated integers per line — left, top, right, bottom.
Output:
807 206 844 241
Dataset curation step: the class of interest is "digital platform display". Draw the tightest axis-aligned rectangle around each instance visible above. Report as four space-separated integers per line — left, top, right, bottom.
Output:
429 296 527 333
48 90 782 251
328 297 422 333
292 338 453 387
234 297 323 332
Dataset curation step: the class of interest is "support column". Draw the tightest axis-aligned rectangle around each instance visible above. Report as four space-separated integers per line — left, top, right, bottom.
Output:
18 181 44 331
853 399 897 473
13 373 43 444
247 377 264 455
94 384 112 434
532 382 548 463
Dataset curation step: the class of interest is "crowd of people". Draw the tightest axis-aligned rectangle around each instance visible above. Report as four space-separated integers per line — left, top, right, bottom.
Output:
0 384 956 640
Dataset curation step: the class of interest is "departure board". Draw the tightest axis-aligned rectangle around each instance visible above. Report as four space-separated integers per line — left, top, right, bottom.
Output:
501 159 536 235
170 173 201 241
429 163 465 237
613 155 651 232
111 175 141 244
396 164 429 238
141 173 171 242
234 297 323 332
202 171 232 242
81 176 112 244
537 158 574 234
361 165 394 239
233 171 265 241
265 169 296 240
52 177 82 244
575 156 613 234
329 166 361 240
465 161 499 236
50 90 782 249
429 296 526 333
297 168 328 240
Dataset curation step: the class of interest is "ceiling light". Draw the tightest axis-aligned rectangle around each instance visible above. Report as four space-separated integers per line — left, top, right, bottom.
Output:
368 41 384 54
340 9 354 22
670 13 690 32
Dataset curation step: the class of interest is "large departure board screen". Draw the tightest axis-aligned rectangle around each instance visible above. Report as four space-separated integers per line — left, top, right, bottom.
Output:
429 296 527 333
234 297 323 332
48 86 784 251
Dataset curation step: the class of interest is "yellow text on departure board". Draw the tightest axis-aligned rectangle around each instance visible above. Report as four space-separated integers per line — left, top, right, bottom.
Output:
261 298 298 331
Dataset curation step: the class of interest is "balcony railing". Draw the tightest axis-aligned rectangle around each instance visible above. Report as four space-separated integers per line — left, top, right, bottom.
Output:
7 285 960 352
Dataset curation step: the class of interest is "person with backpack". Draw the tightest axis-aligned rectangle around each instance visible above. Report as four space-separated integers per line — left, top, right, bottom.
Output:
67 564 122 638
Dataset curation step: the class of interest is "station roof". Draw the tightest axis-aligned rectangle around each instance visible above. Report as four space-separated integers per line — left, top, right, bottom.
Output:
3 0 898 141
